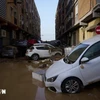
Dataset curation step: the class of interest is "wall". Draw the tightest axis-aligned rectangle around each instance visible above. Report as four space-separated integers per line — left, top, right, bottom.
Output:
78 0 91 19
0 0 6 18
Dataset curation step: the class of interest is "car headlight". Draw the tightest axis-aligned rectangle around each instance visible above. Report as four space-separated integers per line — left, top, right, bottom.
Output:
47 75 58 82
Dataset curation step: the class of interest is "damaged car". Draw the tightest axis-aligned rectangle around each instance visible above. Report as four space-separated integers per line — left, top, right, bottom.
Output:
44 35 100 94
25 43 62 60
1 46 18 58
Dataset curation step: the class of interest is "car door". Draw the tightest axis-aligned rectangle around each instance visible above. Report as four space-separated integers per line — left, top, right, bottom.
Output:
36 46 50 57
79 42 100 83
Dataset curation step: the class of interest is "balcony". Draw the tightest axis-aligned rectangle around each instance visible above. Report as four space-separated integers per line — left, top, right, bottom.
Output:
65 0 74 17
82 4 100 23
93 4 100 17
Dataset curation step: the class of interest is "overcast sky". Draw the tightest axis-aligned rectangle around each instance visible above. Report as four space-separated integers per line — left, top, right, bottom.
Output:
34 0 59 41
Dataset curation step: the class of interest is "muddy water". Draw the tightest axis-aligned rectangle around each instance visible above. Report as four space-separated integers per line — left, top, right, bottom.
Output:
0 59 100 100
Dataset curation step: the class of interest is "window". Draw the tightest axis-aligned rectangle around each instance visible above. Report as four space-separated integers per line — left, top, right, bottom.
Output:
97 0 100 4
67 43 89 63
46 45 54 49
75 4 78 15
67 0 70 5
75 2 78 23
36 46 49 50
14 0 17 5
12 31 16 39
14 11 17 18
10 7 13 16
19 33 23 40
83 42 100 60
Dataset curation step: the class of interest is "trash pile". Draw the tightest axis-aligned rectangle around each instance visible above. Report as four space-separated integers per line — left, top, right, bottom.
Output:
28 54 63 69
28 58 53 69
26 55 64 84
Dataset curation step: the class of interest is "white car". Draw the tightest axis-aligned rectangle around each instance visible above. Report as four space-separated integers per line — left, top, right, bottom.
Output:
25 43 62 60
44 35 100 93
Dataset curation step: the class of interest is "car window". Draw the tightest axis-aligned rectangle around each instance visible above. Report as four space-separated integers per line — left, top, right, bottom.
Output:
46 45 54 48
36 46 49 50
83 42 100 60
65 43 89 63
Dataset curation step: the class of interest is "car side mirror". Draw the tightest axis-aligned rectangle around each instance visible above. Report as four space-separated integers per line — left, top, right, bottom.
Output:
81 57 89 64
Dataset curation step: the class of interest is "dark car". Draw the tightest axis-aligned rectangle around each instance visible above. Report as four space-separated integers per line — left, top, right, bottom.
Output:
1 46 18 58
16 40 27 47
27 39 39 47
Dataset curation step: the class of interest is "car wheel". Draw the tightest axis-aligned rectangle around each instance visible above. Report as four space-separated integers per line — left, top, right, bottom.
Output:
61 78 82 93
31 54 39 61
55 52 61 56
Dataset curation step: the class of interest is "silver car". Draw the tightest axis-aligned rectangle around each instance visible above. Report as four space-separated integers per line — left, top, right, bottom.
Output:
1 46 18 58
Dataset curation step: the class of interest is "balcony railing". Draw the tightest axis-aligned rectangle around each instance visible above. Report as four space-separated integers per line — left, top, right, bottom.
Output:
66 0 74 16
66 19 73 32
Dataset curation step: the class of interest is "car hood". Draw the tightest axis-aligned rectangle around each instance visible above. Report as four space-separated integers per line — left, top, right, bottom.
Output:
46 59 73 78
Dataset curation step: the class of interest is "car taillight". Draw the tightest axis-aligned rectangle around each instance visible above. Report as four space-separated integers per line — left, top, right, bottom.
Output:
30 49 32 52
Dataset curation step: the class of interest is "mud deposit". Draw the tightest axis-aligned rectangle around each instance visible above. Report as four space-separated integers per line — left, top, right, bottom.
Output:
0 58 100 100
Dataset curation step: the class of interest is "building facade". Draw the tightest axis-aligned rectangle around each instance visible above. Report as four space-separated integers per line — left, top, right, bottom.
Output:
56 0 100 46
0 0 40 48
0 0 7 48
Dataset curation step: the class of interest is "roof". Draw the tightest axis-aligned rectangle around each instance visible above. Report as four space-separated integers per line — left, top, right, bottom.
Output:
34 43 54 47
82 35 100 45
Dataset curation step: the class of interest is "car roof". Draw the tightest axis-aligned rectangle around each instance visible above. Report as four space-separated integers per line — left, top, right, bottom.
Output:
34 43 54 47
82 35 100 45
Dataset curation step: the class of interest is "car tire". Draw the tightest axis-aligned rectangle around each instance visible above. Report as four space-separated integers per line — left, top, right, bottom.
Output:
31 54 39 61
55 53 61 56
61 78 82 93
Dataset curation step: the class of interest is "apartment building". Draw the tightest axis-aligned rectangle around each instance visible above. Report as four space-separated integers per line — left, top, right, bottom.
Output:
56 0 100 46
0 0 40 47
0 0 7 48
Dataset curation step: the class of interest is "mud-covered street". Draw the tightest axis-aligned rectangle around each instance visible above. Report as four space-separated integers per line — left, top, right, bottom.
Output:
0 58 100 100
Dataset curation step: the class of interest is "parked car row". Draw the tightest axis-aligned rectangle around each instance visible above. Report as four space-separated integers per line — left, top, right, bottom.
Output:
0 39 41 58
0 42 63 59
11 39 40 47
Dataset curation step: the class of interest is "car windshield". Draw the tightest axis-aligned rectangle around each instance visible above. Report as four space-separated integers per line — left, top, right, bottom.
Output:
64 43 89 64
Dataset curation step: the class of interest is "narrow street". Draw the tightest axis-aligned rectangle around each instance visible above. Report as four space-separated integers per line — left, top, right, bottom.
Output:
0 58 100 100
0 0 100 99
